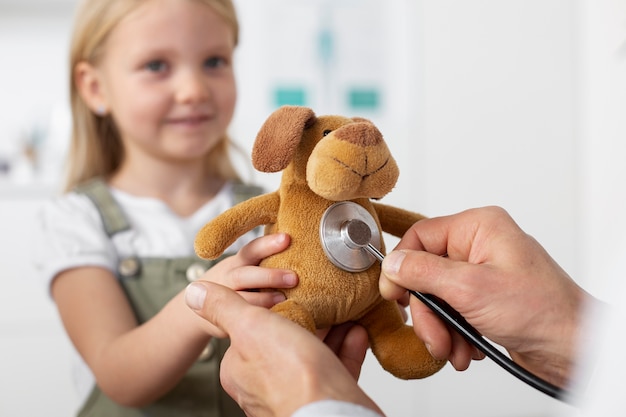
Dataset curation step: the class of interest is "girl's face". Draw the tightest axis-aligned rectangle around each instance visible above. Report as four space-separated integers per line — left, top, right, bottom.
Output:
94 0 237 164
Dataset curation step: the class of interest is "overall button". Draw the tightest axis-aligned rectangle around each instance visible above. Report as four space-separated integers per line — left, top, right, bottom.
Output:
198 341 215 362
186 262 207 282
118 257 140 277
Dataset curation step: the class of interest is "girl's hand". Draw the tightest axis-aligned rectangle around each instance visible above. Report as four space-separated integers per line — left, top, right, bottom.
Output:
197 233 297 308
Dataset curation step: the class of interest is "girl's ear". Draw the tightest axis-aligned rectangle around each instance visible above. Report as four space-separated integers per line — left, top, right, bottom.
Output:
74 61 109 116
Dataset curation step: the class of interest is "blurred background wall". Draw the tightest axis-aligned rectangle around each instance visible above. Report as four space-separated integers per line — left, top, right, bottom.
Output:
0 0 624 415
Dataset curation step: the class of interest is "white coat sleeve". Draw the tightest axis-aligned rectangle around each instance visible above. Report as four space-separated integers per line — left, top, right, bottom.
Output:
291 400 384 417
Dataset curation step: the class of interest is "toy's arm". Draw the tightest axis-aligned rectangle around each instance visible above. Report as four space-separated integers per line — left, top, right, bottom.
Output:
195 192 280 259
372 202 427 238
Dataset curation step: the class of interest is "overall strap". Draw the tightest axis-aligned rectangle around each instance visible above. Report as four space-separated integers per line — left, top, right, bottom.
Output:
75 178 131 237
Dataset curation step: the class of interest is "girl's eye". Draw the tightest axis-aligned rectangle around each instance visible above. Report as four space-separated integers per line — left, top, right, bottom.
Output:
145 60 167 73
204 56 227 69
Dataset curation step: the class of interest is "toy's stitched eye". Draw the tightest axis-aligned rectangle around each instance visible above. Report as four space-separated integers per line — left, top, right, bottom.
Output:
323 130 332 137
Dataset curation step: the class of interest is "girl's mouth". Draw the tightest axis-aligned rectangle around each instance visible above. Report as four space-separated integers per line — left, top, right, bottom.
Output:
167 114 212 126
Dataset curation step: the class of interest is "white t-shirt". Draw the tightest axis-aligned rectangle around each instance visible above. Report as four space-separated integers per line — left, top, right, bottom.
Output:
292 400 383 417
33 180 258 404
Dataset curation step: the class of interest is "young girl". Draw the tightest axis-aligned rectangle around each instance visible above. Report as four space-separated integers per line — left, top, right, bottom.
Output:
33 0 297 415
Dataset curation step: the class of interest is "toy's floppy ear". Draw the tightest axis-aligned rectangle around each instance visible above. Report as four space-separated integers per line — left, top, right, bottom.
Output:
252 106 316 172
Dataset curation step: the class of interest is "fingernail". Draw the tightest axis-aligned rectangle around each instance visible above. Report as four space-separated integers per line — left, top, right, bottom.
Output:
283 273 298 286
425 343 433 357
273 292 287 304
275 233 288 244
425 342 445 361
185 282 207 310
382 251 406 275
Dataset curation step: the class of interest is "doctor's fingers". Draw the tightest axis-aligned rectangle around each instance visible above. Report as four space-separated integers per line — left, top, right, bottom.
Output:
408 296 453 360
408 298 484 366
395 207 518 260
185 281 251 338
185 281 286 337
380 249 480 304
447 330 486 371
323 323 369 380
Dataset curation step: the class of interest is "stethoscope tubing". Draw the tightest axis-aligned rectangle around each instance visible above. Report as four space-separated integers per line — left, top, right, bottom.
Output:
408 290 567 400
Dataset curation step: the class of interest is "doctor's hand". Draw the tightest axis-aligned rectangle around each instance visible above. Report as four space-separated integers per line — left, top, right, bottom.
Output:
379 206 592 388
185 281 382 417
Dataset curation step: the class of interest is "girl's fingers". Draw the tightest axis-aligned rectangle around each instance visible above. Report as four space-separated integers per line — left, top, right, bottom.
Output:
206 233 297 291
237 290 287 308
235 233 291 266
219 265 297 291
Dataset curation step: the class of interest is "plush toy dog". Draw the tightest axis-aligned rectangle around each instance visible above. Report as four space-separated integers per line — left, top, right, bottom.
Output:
195 106 445 379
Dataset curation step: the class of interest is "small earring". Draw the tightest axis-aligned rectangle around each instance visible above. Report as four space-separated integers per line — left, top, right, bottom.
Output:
96 105 107 116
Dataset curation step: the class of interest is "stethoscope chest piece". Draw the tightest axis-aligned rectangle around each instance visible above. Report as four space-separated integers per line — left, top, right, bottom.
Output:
320 201 382 272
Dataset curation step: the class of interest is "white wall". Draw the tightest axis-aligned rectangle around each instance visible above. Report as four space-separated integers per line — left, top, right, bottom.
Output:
0 195 78 417
0 5 79 416
1 0 623 416
578 0 626 300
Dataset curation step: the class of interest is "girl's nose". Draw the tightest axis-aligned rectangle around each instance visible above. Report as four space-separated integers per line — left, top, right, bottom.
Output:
175 70 210 104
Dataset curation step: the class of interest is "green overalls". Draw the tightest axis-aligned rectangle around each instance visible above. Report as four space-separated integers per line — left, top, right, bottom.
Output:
74 179 261 417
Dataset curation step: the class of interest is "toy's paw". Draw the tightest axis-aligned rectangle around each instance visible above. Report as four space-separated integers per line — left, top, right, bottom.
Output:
271 299 316 333
372 324 446 380
359 300 446 379
194 220 232 260
194 240 221 260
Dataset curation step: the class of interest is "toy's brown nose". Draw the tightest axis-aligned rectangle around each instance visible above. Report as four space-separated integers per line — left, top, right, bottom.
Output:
334 122 383 147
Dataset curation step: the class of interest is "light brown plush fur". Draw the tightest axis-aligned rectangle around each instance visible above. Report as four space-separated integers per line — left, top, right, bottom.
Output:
195 106 445 379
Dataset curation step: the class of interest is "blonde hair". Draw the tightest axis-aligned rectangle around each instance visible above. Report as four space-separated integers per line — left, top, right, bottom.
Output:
64 0 240 192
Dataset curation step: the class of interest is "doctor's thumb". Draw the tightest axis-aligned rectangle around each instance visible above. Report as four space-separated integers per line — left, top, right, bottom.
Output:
185 281 246 337
380 250 409 300
185 281 209 310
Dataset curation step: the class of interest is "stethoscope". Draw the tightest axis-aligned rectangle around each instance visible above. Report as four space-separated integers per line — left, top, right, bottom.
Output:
320 201 569 401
